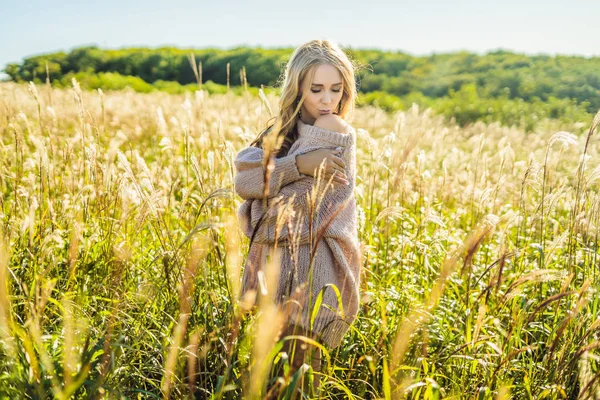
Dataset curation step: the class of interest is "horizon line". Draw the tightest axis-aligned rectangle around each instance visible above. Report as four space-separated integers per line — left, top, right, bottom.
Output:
4 42 599 67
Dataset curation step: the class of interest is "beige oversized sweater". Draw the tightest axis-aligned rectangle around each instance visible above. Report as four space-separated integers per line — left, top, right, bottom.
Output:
233 119 361 349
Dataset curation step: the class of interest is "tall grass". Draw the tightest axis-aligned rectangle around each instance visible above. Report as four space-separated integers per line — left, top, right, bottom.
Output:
0 80 599 399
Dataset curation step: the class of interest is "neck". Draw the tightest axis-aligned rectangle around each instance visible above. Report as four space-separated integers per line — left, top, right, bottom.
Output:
300 115 316 125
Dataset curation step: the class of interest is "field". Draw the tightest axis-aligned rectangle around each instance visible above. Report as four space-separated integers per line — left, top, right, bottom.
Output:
0 80 599 399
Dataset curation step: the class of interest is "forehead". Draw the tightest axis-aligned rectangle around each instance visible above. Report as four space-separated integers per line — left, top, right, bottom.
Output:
307 64 343 86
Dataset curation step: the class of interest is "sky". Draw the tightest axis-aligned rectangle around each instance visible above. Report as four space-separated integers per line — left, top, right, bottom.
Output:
1 0 599 80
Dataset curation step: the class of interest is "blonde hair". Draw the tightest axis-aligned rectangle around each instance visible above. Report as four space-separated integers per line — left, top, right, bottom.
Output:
250 39 359 158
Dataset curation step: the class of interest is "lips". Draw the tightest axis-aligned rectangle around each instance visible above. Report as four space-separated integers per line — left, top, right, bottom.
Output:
319 110 331 113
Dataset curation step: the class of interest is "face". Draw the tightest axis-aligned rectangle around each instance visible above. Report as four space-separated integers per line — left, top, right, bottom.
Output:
299 64 344 125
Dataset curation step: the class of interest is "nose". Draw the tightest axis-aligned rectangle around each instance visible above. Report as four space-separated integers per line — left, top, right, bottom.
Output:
321 92 332 104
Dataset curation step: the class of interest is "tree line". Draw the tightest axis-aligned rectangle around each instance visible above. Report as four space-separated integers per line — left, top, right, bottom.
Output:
4 46 599 130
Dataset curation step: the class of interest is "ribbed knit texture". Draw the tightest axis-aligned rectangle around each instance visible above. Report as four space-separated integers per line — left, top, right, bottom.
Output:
234 119 361 349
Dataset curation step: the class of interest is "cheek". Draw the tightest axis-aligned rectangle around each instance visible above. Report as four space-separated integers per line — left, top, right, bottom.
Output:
306 94 320 108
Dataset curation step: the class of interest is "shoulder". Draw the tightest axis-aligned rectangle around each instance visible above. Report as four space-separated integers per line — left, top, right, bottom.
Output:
313 114 350 134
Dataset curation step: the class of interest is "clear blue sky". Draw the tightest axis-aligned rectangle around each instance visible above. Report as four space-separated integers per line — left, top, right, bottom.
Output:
2 0 599 80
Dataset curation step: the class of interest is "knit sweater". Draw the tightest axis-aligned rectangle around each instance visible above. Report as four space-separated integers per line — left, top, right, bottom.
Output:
233 119 361 349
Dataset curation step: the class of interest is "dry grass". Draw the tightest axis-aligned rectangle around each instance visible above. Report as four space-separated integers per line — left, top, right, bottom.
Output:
0 80 599 399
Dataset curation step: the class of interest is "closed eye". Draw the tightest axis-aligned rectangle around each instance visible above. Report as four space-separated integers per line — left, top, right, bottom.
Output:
311 89 341 93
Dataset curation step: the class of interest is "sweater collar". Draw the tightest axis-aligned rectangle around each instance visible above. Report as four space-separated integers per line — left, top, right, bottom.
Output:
296 119 354 147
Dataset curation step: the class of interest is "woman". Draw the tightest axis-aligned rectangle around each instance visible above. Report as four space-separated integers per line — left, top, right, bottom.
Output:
233 39 361 395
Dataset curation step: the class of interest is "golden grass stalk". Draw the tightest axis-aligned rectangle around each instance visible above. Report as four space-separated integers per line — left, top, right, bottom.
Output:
548 279 593 360
226 62 230 92
59 295 92 400
187 53 202 87
258 86 274 119
225 214 242 310
245 245 285 399
501 269 569 302
389 219 497 399
0 233 16 359
162 234 209 398
577 350 600 400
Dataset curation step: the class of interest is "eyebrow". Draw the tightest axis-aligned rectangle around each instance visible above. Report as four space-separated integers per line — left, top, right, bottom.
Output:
311 82 343 87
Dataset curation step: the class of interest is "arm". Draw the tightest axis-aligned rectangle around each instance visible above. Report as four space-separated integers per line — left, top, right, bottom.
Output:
234 146 305 200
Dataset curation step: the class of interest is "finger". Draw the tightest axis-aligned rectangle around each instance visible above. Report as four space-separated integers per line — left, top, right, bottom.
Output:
329 166 347 178
324 171 336 180
330 155 346 170
323 172 340 181
334 176 349 185
317 171 332 180
326 159 345 174
329 149 343 158
326 166 343 178
330 172 348 185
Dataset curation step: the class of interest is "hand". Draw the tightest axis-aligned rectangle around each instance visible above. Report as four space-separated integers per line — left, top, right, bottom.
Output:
296 148 349 185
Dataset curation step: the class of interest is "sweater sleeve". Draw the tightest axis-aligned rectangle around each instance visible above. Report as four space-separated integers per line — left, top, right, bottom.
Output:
233 146 306 200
